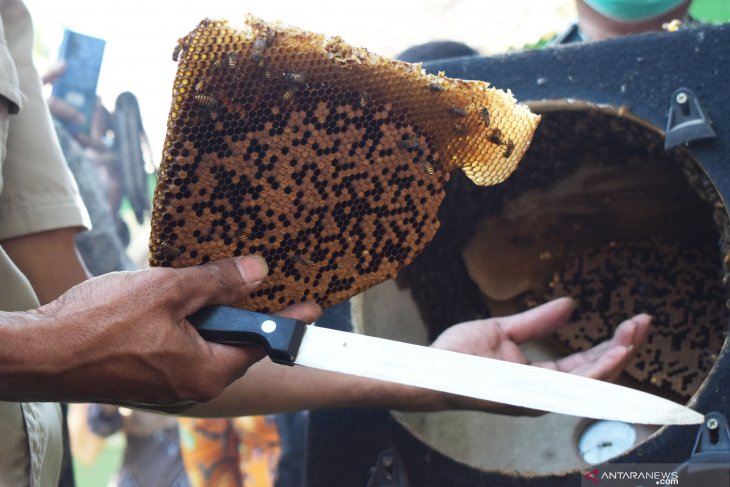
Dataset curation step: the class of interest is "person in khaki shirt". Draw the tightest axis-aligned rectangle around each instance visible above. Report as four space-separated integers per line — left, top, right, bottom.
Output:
0 1 652 485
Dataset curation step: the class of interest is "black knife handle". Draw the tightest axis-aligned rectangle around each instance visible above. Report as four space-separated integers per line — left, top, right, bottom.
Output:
187 305 306 366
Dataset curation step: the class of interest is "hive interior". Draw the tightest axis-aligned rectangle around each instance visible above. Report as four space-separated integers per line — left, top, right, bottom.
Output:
398 108 728 401
150 15 539 312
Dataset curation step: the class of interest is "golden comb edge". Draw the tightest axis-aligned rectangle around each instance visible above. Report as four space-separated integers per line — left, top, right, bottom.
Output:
151 16 540 312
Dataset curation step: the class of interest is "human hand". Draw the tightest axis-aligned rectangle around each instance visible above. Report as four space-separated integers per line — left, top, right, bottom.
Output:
42 63 109 150
43 63 85 125
419 297 650 415
0 256 320 411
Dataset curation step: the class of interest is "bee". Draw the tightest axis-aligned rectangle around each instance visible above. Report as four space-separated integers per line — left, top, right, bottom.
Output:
172 43 182 62
358 92 370 110
213 55 228 70
481 107 490 127
194 94 214 105
194 76 208 93
422 162 435 175
282 87 299 102
262 70 273 80
503 139 515 158
283 71 307 87
400 135 422 151
449 107 467 117
159 241 181 258
488 128 503 146
227 52 238 69
235 232 248 244
428 82 446 92
264 31 276 48
293 254 314 267
256 57 266 69
195 95 220 121
207 100 220 121
453 122 467 135
251 35 268 62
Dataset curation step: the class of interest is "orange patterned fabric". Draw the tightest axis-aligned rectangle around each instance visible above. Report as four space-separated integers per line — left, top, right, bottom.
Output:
178 416 281 487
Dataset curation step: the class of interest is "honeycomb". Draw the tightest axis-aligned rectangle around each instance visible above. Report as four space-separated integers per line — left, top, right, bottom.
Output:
150 15 540 312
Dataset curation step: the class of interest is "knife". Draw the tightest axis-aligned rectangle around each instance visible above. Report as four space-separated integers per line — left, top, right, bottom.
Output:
188 305 704 425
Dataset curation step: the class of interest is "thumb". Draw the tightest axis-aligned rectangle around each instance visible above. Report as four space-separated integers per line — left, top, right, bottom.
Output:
42 62 67 85
170 255 269 316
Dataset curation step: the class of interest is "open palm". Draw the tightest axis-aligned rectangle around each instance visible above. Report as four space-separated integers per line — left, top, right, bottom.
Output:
429 297 651 414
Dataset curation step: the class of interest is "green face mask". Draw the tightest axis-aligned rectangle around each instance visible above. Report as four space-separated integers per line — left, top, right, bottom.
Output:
584 0 687 21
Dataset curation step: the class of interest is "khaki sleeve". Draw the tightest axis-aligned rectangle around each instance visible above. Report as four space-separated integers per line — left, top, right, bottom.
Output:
0 0 90 241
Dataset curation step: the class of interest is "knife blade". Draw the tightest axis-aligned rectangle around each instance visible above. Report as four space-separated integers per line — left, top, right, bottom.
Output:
188 305 704 425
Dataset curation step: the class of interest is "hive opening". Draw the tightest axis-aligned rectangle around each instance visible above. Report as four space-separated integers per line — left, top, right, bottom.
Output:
354 104 729 474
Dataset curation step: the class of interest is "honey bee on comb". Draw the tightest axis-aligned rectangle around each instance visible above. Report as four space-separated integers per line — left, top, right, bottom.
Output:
194 76 208 93
503 139 515 158
150 15 540 313
358 91 370 110
282 71 308 87
172 42 182 62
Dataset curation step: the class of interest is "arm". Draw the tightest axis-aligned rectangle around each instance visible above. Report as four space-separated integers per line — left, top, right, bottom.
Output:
0 256 277 409
185 355 412 418
1 227 89 304
186 297 651 417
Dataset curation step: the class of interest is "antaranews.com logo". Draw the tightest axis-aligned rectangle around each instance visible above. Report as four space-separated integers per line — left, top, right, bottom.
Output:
581 463 729 486
584 468 680 485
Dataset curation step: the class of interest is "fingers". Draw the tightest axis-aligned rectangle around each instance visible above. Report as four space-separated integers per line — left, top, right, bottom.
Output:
631 313 652 348
551 323 635 373
584 313 650 359
497 297 577 344
570 346 630 381
197 301 321 392
608 313 651 382
41 62 67 85
276 301 322 324
536 313 651 384
179 302 321 403
202 341 267 385
172 256 269 315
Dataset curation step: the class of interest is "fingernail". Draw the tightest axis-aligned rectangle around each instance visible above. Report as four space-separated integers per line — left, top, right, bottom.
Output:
235 255 268 283
627 344 635 353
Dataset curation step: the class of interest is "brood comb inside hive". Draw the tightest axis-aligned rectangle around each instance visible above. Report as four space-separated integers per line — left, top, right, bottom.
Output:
150 15 539 312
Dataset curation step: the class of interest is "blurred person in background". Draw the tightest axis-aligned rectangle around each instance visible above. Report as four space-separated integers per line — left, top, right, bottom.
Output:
43 62 135 276
87 404 190 487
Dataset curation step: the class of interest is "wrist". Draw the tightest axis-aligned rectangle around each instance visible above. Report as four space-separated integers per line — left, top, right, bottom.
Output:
0 310 59 401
